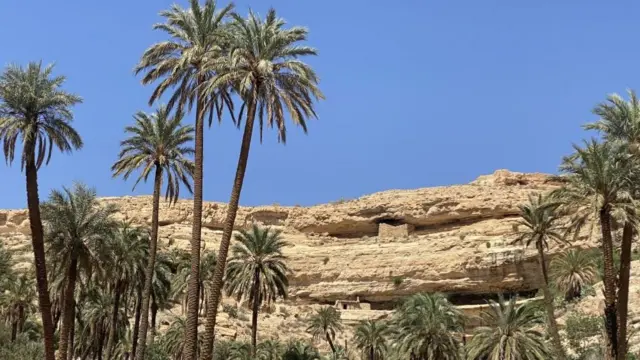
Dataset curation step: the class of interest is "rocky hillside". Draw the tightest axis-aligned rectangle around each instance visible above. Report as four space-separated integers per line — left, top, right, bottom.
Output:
1 170 572 304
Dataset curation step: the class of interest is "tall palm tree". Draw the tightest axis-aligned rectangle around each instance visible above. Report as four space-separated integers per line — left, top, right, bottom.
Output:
112 105 194 360
353 320 389 360
104 223 149 360
42 183 118 360
0 62 83 360
557 139 636 360
307 306 343 354
224 225 289 355
201 10 324 358
389 293 462 360
135 2 234 357
584 90 640 359
550 248 598 302
466 297 551 360
513 193 567 359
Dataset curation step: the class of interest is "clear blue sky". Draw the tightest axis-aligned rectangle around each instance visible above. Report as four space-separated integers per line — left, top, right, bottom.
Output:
1 1 639 209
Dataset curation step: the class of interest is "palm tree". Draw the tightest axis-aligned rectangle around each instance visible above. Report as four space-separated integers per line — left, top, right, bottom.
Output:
2 274 36 342
466 297 551 360
353 320 389 360
584 90 640 359
282 341 321 360
135 2 234 357
389 293 462 360
0 242 14 289
550 248 598 302
160 316 206 360
42 183 118 360
77 287 128 360
513 193 567 359
0 62 83 360
224 225 289 355
307 307 343 354
112 105 194 360
201 10 324 358
104 223 149 360
557 139 636 360
257 340 284 360
171 250 217 317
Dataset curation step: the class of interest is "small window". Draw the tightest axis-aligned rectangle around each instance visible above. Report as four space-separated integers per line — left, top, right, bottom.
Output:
343 304 348 310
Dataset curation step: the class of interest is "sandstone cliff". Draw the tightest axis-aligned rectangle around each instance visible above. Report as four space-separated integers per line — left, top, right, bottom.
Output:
1 170 572 305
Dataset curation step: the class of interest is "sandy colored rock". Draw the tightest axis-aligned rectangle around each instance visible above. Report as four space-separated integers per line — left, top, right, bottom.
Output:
1 169 593 346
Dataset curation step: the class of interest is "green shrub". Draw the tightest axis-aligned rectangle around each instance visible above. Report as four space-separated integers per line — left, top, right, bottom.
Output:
322 256 330 265
392 276 404 287
564 312 603 358
486 241 491 249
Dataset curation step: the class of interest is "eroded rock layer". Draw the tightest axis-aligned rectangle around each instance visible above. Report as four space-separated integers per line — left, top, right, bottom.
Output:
1 170 577 304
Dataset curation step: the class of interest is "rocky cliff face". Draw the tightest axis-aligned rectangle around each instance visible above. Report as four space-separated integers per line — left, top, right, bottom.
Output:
1 170 574 305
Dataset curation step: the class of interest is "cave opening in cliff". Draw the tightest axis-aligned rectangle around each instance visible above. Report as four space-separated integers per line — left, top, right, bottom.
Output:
375 217 405 226
364 289 539 310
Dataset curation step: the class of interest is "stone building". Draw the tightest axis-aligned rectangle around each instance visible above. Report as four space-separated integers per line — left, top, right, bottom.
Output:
334 297 371 310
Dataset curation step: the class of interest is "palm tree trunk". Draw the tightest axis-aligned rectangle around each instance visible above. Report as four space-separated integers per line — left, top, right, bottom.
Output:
10 319 17 342
326 332 336 354
131 288 143 359
536 243 566 360
57 257 79 360
106 280 123 360
183 76 206 360
600 206 619 360
251 268 261 356
369 346 374 360
67 300 76 360
617 221 633 360
135 165 163 360
24 143 56 360
150 296 158 345
201 97 258 360
98 327 105 360
17 305 25 334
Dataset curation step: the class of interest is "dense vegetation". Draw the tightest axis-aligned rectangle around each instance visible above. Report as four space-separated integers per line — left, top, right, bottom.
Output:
2 1 640 359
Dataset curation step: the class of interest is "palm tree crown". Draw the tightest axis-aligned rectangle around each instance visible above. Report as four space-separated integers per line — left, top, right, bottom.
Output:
43 183 118 275
585 89 640 149
353 320 389 360
306 306 343 354
390 293 463 360
111 105 195 203
514 193 566 249
551 248 598 302
282 341 321 360
204 8 324 143
134 0 234 118
0 62 82 169
224 225 289 354
466 297 551 360
224 225 289 307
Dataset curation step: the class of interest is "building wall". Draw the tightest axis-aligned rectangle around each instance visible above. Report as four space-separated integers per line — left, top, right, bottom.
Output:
335 301 372 311
378 223 415 237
